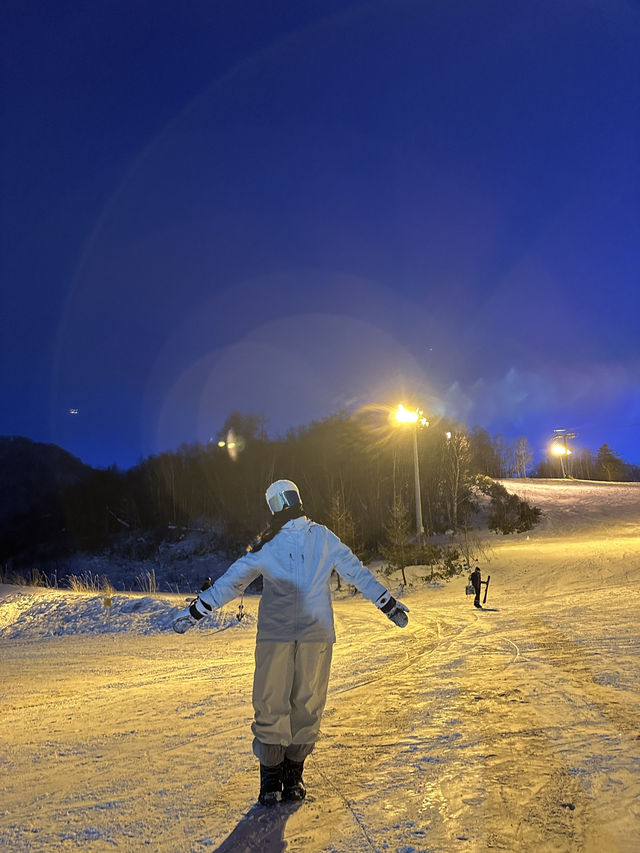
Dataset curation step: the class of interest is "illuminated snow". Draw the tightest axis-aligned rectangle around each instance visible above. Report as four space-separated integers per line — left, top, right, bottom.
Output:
1 479 638 851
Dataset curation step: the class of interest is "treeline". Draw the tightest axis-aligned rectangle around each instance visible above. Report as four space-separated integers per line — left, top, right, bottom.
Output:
58 412 540 554
2 412 637 566
534 442 639 482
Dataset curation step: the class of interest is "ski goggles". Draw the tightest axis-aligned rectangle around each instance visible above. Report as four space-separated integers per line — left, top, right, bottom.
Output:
266 489 301 514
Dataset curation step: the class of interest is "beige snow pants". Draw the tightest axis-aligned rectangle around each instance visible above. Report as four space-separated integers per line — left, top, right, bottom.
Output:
251 641 333 766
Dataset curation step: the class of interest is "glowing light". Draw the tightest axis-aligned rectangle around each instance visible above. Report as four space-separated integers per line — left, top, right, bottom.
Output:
69 408 78 415
395 403 419 424
551 443 571 456
225 428 240 462
217 440 226 448
394 402 426 541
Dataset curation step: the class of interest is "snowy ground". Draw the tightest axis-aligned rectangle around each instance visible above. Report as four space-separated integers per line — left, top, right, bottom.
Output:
1 479 639 852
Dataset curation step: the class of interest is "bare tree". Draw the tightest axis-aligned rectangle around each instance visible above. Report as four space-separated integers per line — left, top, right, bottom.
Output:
513 436 533 478
442 432 471 529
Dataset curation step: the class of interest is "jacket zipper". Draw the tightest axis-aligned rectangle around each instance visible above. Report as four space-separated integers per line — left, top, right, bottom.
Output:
289 549 297 638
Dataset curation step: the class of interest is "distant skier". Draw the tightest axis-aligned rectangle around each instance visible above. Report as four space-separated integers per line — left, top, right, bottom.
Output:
470 566 482 609
172 478 409 807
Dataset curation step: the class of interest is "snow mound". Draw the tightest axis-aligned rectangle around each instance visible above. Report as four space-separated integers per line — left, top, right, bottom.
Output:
0 587 254 639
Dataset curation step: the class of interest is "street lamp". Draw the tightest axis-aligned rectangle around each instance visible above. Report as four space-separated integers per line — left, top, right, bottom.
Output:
550 442 570 477
395 404 428 542
551 429 577 478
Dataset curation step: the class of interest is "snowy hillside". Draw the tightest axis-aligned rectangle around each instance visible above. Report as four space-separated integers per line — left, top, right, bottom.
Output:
1 479 639 852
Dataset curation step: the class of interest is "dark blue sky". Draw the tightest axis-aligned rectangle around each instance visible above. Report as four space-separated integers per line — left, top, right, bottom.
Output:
2 0 639 469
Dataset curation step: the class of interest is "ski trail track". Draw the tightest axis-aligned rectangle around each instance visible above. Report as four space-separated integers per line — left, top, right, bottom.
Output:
310 588 640 852
1 587 639 851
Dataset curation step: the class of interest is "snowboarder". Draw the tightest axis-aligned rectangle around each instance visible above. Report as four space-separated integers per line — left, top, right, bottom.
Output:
470 566 482 608
172 478 409 807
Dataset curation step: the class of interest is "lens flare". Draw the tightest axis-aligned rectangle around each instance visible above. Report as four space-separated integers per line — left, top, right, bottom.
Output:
395 403 419 423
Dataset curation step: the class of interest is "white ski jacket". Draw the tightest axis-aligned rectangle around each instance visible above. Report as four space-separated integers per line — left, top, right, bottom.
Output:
198 515 387 643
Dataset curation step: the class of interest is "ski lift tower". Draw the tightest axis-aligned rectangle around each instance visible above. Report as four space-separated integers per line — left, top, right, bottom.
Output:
551 429 577 478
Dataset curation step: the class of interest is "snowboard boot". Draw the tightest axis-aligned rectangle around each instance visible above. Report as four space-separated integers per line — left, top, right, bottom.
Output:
258 762 283 807
282 757 306 801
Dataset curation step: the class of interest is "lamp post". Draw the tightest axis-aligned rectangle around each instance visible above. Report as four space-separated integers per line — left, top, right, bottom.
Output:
395 404 428 542
551 429 577 478
551 442 569 477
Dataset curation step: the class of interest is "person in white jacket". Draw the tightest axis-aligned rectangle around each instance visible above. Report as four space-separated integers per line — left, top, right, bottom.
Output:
172 478 409 806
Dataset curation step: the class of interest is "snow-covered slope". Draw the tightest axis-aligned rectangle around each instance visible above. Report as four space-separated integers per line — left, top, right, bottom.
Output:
500 478 640 537
1 480 638 852
487 479 640 597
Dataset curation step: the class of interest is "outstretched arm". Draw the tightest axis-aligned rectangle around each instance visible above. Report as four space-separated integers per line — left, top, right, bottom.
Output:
172 553 262 634
328 531 409 628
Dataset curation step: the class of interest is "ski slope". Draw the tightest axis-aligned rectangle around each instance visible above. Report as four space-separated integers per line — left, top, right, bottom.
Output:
1 479 639 852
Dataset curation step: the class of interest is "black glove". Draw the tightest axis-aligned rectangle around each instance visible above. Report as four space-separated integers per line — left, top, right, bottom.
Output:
172 595 212 634
375 591 409 628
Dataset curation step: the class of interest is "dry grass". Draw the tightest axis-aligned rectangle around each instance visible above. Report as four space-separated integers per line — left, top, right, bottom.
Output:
66 572 113 593
135 568 157 593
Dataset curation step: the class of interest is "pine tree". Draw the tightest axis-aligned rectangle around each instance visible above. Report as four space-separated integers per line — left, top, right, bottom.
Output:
596 444 626 481
327 490 360 590
380 494 413 586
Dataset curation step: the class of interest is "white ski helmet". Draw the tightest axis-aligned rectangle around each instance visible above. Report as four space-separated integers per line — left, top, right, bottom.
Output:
265 479 302 515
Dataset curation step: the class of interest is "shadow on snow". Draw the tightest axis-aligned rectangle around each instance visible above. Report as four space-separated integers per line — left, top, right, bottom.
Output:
214 801 303 853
